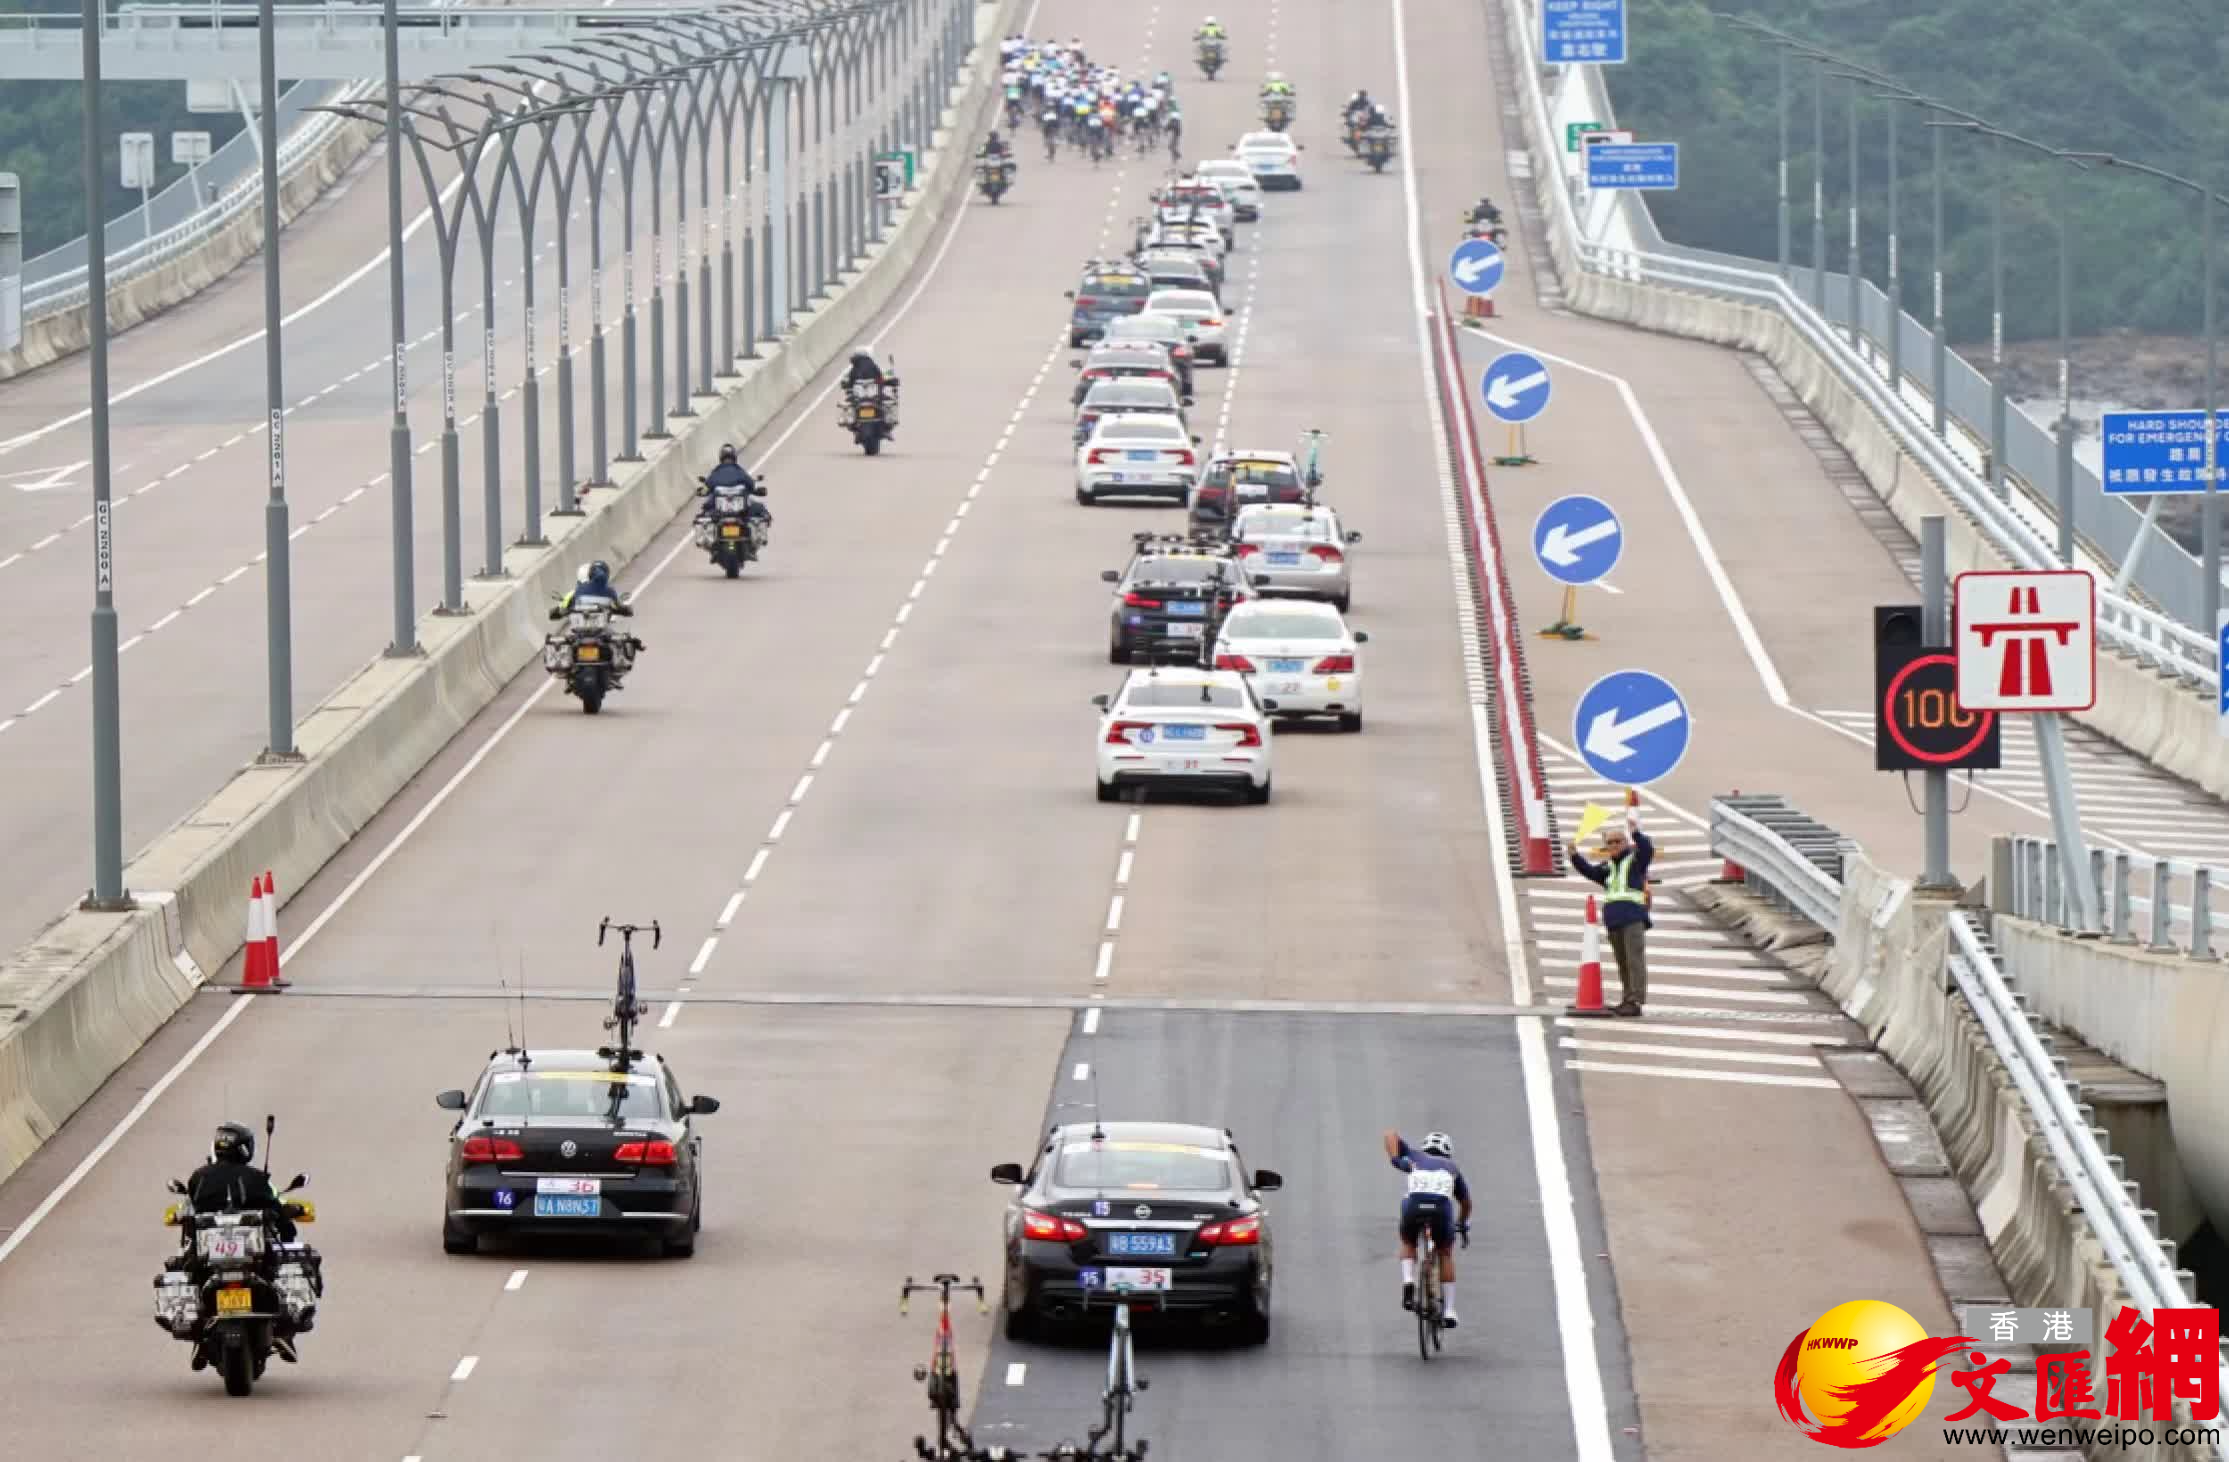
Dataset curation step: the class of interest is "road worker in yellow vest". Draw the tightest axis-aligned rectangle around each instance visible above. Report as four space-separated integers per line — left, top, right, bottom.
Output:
1570 811 1653 1016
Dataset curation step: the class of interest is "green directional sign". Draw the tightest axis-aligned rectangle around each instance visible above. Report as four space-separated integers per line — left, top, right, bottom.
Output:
1565 120 1608 153
874 150 916 198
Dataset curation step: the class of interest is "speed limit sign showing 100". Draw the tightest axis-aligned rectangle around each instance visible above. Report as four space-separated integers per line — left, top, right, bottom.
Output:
1875 648 2001 772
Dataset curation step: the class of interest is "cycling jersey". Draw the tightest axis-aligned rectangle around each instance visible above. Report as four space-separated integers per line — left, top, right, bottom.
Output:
1390 1135 1469 1246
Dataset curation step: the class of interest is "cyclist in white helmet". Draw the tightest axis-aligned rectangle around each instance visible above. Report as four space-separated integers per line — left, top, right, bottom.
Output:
1384 1128 1473 1327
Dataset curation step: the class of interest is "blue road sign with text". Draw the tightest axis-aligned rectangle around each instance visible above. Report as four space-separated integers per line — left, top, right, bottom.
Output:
2101 411 2229 496
1533 495 1623 587
1574 670 1690 786
1587 142 1678 190
2219 613 2229 735
1542 0 1626 64
1447 238 1506 297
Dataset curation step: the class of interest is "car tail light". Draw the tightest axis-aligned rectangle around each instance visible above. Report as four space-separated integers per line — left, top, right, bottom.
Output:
460 1136 523 1164
1201 318 1224 327
1077 297 1099 310
1022 1209 1089 1242
1174 449 1196 465
1232 542 1260 557
1088 448 1115 464
1314 654 1356 674
1308 544 1345 562
1105 720 1152 744
614 1140 677 1166
1122 592 1163 608
1215 722 1264 748
1197 1214 1261 1246
1215 654 1256 672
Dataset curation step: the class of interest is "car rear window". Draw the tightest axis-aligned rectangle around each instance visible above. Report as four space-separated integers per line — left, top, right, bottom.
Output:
1223 610 1340 639
1130 557 1221 583
1103 418 1185 440
1087 385 1177 408
1239 512 1332 541
1080 273 1150 299
477 1070 665 1120
1210 460 1299 489
1152 292 1218 314
1054 1140 1233 1190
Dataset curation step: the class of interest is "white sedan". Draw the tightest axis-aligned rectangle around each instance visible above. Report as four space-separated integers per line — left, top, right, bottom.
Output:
1094 667 1273 803
1235 131 1302 191
1231 502 1359 609
1144 288 1230 364
1193 160 1263 219
1210 599 1367 731
1075 413 1202 505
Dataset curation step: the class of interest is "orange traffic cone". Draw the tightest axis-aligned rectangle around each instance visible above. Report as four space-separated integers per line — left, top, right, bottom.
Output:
242 878 273 988
1565 895 1611 1017
260 872 286 989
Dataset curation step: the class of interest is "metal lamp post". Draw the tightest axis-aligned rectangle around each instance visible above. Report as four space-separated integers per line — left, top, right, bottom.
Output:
81 0 125 907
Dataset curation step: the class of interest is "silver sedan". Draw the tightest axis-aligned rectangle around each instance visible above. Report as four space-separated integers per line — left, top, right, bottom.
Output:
1230 503 1359 610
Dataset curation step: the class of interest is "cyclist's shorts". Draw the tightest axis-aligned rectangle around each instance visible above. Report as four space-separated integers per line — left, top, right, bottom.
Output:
1399 1194 1455 1247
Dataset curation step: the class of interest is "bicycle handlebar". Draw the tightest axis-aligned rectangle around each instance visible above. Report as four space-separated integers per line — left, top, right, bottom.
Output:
899 1273 987 1315
597 918 662 951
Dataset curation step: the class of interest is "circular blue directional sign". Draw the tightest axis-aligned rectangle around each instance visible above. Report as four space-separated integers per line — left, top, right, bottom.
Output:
1532 495 1623 586
1446 238 1506 298
1480 350 1553 424
1574 670 1691 786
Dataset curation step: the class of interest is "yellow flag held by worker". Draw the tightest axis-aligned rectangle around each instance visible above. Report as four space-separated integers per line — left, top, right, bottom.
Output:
1573 803 1613 848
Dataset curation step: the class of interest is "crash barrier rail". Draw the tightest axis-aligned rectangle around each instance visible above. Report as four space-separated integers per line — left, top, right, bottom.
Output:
20 77 376 321
1707 795 1848 931
2002 833 2228 952
1707 796 2228 1437
1496 0 2218 692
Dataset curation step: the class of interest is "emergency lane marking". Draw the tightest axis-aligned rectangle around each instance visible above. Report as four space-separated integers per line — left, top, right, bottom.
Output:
450 1355 479 1382
1558 1037 1821 1069
1072 1062 1090 1081
1005 1363 1027 1386
1564 1059 1840 1092
1082 1007 1101 1035
505 1269 528 1291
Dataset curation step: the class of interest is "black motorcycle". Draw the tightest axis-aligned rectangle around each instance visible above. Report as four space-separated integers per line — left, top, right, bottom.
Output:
841 375 899 455
1197 37 1225 78
695 473 772 578
153 1169 321 1397
1362 127 1397 173
543 596 642 713
976 156 1018 204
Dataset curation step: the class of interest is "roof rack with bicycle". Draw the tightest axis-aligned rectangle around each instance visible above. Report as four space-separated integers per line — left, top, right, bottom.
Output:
594 917 658 1074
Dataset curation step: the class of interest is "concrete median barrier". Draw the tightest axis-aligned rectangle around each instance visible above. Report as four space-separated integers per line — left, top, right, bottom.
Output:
0 114 380 383
0 0 1017 1188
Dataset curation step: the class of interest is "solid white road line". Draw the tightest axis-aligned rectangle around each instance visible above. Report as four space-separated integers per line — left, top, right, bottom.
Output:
451 1355 479 1382
1565 1059 1841 1092
1558 1036 1821 1068
1082 1007 1101 1035
505 1269 529 1291
1555 1016 1857 1046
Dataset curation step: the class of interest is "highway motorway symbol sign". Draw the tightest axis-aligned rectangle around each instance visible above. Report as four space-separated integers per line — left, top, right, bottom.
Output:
2099 410 2229 495
1480 350 1552 424
1446 238 1505 297
1532 494 1622 585
1541 0 1626 64
1574 670 1690 785
1953 569 2096 712
1585 142 1678 190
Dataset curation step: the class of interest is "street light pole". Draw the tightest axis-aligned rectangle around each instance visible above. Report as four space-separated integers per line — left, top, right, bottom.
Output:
384 0 418 655
1931 113 1946 438
2055 162 2075 565
1810 59 1825 312
1845 74 1859 347
82 0 126 908
258 0 295 760
1884 95 1900 396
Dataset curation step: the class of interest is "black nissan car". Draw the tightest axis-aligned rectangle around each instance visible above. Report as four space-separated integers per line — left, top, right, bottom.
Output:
990 1120 1282 1343
436 1049 719 1258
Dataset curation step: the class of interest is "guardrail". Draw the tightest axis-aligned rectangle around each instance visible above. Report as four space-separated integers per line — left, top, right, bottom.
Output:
1708 796 2226 1426
2002 832 2229 952
1709 795 1847 930
1497 0 2220 692
18 76 375 323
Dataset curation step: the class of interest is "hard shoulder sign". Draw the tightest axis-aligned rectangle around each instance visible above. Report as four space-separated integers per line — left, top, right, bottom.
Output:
1953 569 2096 713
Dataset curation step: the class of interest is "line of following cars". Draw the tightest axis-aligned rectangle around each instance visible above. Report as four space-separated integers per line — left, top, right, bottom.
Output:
1069 144 1368 809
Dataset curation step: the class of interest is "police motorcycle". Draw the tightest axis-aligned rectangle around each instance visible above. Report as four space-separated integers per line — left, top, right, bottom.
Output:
976 154 1019 204
840 365 901 456
1361 122 1397 173
1260 94 1294 132
542 568 643 714
1197 35 1225 78
1462 201 1508 247
152 1118 322 1398
694 470 771 578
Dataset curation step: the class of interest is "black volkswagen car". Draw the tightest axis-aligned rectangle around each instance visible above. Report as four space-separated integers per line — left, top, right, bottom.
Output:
436 1049 719 1258
990 1120 1282 1343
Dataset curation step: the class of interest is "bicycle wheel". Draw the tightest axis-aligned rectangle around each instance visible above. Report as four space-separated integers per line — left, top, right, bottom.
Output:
1415 1237 1437 1360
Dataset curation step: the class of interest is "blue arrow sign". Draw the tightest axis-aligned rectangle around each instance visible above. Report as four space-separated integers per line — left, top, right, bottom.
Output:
1586 142 1678 190
1447 238 1505 297
2101 411 2229 496
1574 670 1690 786
1532 495 1623 586
1480 351 1553 424
1542 0 1626 64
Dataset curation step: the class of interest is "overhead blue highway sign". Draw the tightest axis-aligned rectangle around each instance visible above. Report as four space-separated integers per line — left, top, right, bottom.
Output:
1586 142 1678 190
1541 0 1626 64
2100 411 2229 495
1532 495 1623 586
1574 670 1690 786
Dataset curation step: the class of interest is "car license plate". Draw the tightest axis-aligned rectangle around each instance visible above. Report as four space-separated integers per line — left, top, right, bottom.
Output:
1168 601 1206 616
1163 723 1206 741
1268 658 1305 673
1265 552 1302 566
1107 1231 1178 1257
537 1177 600 1196
532 1195 601 1218
720 523 742 537
1268 680 1302 696
1126 450 1158 462
575 644 602 661
1165 622 1203 638
216 1286 253 1315
857 406 877 417
1105 1267 1174 1293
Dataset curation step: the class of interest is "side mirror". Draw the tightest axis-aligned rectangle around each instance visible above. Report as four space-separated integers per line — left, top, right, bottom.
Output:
1346 530 1362 543
1063 290 1075 299
435 1089 468 1111
1091 693 1110 709
1261 699 1281 712
168 1178 190 1196
284 1173 309 1193
687 1094 722 1115
990 1162 1025 1185
1191 435 1203 446
1354 631 1371 644
1185 333 1200 343
1101 569 1121 583
1182 395 1197 407
1069 359 1083 370
1252 1168 1284 1192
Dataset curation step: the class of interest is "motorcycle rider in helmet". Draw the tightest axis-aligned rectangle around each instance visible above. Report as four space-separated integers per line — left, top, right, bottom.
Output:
1468 195 1504 228
1194 15 1225 41
979 128 1013 161
187 1122 297 1243
1345 88 1374 125
697 443 769 543
552 560 634 618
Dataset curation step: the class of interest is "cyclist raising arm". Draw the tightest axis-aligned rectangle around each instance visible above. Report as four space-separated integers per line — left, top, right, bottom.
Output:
1385 1129 1471 1327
